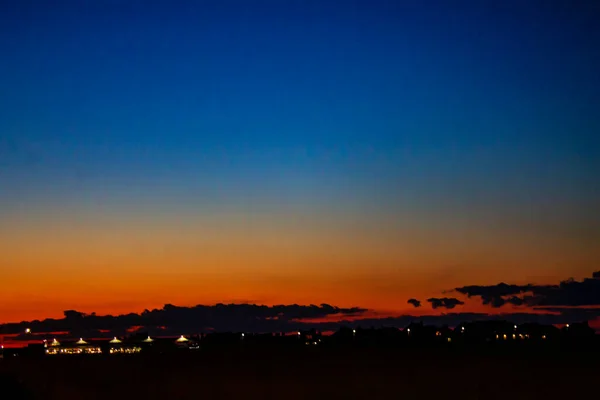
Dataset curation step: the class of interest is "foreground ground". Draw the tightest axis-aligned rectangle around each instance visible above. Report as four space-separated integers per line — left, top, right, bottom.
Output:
1 347 598 399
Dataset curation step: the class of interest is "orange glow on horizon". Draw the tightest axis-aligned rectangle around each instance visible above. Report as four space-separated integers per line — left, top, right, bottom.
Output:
1 208 597 323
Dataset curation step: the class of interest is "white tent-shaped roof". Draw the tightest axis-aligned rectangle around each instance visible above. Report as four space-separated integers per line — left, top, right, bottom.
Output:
142 336 154 343
75 338 88 345
109 337 122 344
50 339 60 347
175 335 189 343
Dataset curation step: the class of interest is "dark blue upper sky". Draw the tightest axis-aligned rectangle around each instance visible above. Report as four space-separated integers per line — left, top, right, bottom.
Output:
1 0 599 220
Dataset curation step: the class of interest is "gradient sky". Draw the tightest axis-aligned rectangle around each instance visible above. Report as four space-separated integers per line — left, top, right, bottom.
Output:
1 0 599 323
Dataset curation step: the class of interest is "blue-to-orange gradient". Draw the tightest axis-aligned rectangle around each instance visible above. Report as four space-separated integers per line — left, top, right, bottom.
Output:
1 0 599 323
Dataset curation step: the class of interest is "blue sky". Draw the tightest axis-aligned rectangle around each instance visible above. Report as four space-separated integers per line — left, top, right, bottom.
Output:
1 0 599 238
1 0 600 322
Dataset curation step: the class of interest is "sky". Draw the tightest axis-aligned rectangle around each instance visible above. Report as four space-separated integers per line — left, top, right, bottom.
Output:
1 0 599 324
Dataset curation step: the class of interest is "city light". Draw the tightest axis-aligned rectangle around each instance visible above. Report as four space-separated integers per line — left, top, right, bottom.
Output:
25 328 31 334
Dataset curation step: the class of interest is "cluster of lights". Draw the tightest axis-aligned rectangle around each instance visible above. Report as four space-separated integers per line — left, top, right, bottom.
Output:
495 333 534 340
109 347 141 354
84 347 102 354
47 347 102 355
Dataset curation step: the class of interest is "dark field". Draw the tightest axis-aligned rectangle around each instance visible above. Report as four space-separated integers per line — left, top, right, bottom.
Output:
1 347 598 399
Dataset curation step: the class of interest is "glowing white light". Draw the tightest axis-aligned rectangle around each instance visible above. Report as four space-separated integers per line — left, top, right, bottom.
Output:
176 335 189 343
25 328 31 334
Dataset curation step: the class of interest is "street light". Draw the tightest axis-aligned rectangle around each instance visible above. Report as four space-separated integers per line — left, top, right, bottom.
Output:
25 328 31 334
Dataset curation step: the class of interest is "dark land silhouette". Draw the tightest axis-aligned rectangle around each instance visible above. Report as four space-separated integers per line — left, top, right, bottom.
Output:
1 321 599 399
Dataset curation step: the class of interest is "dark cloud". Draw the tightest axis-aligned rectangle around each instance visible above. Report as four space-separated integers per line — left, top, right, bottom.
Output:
407 299 421 308
455 271 600 308
455 283 533 308
3 304 600 341
0 303 366 337
427 297 464 309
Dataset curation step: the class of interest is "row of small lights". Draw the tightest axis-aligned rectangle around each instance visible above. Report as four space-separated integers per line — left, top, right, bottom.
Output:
26 323 574 344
